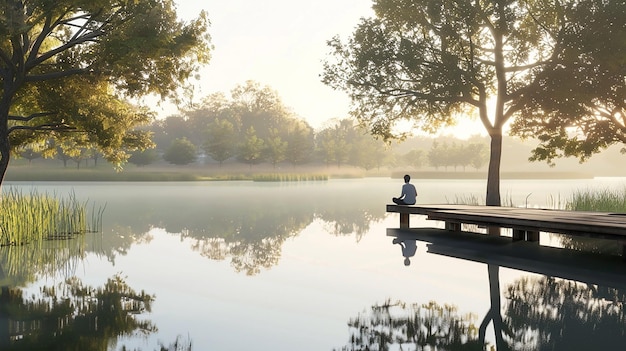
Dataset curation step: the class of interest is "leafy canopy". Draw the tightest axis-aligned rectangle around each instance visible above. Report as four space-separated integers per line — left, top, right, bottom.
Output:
0 0 212 173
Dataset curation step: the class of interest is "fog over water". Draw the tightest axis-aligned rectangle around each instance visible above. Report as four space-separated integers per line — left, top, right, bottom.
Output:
2 177 626 350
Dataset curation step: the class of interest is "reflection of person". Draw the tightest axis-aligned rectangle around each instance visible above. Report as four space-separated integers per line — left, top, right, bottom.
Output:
392 238 417 266
392 174 417 205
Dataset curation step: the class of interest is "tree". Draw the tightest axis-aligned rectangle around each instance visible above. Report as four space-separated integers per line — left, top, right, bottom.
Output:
402 149 425 170
428 141 448 170
284 120 314 167
0 0 212 186
163 137 196 165
264 128 287 168
128 148 159 167
17 146 40 165
238 126 264 167
322 0 581 205
203 118 237 165
510 0 626 165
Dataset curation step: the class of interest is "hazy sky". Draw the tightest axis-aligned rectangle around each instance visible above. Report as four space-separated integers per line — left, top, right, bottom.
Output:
168 0 374 130
169 0 484 137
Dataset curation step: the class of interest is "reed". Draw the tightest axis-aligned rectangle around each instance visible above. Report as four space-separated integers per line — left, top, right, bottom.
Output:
566 187 626 212
0 187 104 247
252 173 328 182
446 193 515 207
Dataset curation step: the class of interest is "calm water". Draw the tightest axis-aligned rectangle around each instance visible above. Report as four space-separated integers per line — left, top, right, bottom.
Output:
2 177 626 350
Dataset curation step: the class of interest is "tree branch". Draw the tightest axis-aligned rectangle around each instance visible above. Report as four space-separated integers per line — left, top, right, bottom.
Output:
24 67 91 82
8 123 77 134
8 111 57 122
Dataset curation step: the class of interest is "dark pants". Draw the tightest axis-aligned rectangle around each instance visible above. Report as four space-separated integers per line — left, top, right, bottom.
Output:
392 197 413 205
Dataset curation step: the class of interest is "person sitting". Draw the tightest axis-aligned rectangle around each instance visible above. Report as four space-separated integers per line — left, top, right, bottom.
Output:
392 174 417 205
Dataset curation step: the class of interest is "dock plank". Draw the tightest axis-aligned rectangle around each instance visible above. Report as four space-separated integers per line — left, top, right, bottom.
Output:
386 204 626 257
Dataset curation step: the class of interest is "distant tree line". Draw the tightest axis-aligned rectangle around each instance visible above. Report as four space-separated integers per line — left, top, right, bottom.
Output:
133 81 490 171
13 81 491 172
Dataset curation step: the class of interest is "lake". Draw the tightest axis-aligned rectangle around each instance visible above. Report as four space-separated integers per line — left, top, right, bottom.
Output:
2 177 626 350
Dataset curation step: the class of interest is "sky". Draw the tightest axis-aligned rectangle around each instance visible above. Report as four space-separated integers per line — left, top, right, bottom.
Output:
166 0 374 130
168 0 484 136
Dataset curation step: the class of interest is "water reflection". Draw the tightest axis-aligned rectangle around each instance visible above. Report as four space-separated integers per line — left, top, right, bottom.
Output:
391 237 417 266
0 274 154 350
0 237 86 287
369 231 626 350
334 300 485 350
77 182 390 275
0 235 192 350
504 276 626 350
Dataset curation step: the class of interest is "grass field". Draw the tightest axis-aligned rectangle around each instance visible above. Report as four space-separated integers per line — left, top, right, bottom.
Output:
4 158 593 182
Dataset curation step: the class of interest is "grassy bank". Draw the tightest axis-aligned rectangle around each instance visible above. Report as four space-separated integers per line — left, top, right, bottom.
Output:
5 161 596 182
0 188 103 246
567 188 626 212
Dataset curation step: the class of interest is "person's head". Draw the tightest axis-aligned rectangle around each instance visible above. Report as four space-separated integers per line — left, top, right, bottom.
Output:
403 174 411 183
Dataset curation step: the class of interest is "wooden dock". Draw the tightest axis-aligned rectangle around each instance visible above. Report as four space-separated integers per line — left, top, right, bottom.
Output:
387 204 626 257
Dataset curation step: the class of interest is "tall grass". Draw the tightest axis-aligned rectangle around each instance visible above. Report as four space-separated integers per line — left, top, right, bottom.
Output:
566 187 626 212
0 188 104 247
252 173 328 182
446 192 516 207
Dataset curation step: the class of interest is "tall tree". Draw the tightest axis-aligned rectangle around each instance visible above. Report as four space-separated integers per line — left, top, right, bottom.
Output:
510 0 626 165
0 0 211 185
323 0 574 205
264 127 287 168
203 118 237 166
163 137 196 165
238 126 264 167
284 120 313 167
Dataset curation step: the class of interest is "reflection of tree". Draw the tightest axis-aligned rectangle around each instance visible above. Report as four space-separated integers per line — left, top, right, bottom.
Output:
92 225 155 265
556 234 623 257
315 193 387 241
334 299 484 351
65 181 392 275
187 209 311 275
317 207 385 241
0 274 155 350
0 237 86 287
503 276 626 350
478 265 509 350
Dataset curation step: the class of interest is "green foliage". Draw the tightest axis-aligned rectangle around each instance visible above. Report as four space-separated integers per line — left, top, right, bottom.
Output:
0 0 212 183
203 118 237 165
163 137 197 165
128 148 159 167
264 128 288 167
428 140 489 171
566 188 626 212
252 174 328 182
0 188 104 246
322 0 609 206
511 0 626 164
238 126 265 166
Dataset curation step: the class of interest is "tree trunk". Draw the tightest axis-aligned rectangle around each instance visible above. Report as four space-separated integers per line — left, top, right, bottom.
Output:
0 285 10 348
0 110 10 189
486 131 502 206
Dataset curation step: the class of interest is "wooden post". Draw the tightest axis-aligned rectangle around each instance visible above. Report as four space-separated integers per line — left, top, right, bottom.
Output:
400 213 409 229
445 221 461 231
526 231 540 243
512 229 525 241
487 226 500 236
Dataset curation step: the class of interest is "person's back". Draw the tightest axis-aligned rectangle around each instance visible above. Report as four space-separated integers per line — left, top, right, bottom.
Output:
401 182 417 205
392 174 417 205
